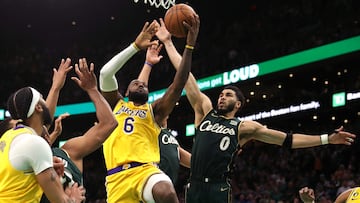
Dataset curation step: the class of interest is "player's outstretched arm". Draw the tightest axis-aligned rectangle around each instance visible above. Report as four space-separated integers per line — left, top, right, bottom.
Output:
152 14 200 123
156 17 212 126
100 20 159 108
137 40 163 86
48 113 70 146
238 120 356 149
62 58 117 171
46 58 73 123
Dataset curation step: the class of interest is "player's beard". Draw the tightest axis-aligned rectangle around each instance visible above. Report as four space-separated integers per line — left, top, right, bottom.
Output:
216 102 235 116
41 103 53 126
128 91 148 104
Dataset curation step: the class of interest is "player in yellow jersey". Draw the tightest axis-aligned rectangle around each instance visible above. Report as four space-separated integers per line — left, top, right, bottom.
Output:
99 15 199 203
137 42 192 184
0 57 117 203
299 186 360 203
0 86 85 203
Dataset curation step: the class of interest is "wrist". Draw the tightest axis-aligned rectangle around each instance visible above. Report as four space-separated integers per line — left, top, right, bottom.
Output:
132 42 140 51
320 134 329 145
185 44 194 50
49 85 62 92
144 61 153 68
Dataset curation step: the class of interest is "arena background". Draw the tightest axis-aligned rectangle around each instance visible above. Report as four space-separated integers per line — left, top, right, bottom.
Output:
1 0 359 202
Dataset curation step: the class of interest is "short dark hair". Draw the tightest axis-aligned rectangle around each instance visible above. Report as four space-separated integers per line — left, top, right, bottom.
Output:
7 87 33 120
223 85 245 110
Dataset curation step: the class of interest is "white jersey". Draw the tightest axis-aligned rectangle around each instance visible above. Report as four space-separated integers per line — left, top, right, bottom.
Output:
9 133 53 174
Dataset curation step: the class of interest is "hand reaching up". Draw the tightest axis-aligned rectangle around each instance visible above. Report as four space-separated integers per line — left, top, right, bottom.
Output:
134 20 160 50
71 58 97 92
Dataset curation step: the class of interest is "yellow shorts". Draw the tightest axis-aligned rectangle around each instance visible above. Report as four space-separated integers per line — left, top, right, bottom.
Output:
105 163 161 203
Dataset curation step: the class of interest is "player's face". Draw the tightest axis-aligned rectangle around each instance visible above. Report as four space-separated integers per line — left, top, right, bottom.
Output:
216 89 238 115
127 80 149 104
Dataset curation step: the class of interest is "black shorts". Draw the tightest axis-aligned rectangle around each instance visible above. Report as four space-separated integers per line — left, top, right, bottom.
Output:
185 179 232 203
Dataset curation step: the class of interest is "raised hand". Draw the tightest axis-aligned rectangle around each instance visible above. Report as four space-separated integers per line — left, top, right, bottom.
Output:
156 18 172 43
329 126 356 145
65 182 86 203
71 58 97 92
299 187 315 203
51 58 73 90
46 58 73 120
134 20 160 50
53 156 65 177
48 113 70 145
145 40 163 66
183 13 200 47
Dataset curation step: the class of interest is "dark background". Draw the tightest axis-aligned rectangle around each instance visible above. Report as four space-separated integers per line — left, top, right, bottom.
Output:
1 0 360 202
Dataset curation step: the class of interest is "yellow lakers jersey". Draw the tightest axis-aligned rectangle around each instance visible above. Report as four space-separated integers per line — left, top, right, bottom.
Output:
103 100 161 170
347 187 360 203
0 126 43 202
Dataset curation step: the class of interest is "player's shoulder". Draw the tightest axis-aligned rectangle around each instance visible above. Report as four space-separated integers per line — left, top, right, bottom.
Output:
15 133 42 142
19 134 50 149
11 133 51 160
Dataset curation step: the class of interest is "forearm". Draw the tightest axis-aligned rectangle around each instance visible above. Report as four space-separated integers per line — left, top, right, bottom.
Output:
163 40 182 69
154 47 193 117
99 43 139 92
292 133 324 148
179 147 191 168
164 40 202 110
37 168 74 203
291 129 354 148
48 131 59 146
87 88 117 129
46 86 61 120
137 63 152 85
172 47 193 92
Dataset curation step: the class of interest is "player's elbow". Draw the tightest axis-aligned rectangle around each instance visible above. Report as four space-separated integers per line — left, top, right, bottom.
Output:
99 67 109 80
107 118 118 132
98 118 117 140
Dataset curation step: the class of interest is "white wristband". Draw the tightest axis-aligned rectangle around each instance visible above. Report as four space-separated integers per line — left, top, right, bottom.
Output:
320 134 329 145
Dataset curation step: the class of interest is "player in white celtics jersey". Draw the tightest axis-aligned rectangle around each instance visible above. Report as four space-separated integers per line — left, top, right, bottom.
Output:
100 16 199 203
155 18 357 203
299 186 360 203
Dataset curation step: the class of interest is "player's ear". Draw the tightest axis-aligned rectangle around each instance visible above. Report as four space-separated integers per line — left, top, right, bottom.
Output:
235 101 241 109
35 102 43 112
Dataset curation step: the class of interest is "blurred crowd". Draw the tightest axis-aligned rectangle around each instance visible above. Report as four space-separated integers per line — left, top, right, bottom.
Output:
1 0 360 202
230 142 360 203
81 138 360 203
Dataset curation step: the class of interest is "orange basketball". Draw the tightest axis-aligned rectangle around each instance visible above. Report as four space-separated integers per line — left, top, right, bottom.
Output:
164 3 196 38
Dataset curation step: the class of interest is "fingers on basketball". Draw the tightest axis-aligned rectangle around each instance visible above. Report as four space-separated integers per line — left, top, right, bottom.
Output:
164 3 196 38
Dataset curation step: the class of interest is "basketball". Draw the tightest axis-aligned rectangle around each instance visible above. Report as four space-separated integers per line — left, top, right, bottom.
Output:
164 3 196 38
